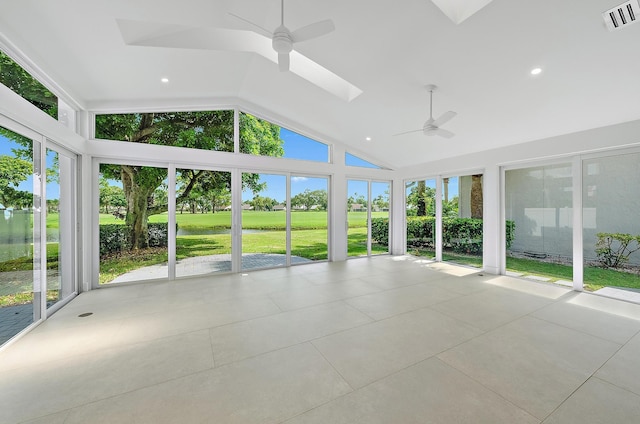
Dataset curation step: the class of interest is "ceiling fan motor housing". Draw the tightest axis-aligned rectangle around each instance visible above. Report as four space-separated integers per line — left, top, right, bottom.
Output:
272 27 293 53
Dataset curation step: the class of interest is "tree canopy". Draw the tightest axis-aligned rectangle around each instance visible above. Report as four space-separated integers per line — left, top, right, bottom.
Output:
0 51 57 118
291 189 327 211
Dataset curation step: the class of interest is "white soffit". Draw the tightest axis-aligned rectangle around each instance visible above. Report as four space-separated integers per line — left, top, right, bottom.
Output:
430 0 495 24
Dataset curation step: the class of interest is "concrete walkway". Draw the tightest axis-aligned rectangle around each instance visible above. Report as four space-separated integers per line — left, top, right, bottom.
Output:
109 253 312 283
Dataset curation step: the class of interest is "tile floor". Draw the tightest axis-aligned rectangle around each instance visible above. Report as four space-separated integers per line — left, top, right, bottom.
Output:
1 256 640 423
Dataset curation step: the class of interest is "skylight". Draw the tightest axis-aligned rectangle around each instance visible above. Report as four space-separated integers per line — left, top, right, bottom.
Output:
430 0 495 24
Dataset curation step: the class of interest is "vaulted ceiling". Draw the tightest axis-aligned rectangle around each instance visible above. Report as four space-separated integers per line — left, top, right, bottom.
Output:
1 0 639 168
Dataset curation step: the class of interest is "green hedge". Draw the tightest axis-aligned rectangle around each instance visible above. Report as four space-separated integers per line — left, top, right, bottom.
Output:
99 223 170 256
371 217 515 253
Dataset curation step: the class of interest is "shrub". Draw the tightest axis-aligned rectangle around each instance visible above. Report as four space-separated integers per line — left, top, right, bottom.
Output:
370 218 389 245
99 224 129 256
99 223 170 256
371 217 516 252
595 232 640 268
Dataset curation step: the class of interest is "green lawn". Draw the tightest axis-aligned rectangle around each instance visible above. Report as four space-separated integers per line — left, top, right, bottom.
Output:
409 246 640 292
98 210 386 229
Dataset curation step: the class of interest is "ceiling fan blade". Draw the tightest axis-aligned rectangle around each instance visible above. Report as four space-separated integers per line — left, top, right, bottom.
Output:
432 111 457 128
393 129 423 136
278 52 290 71
291 19 335 43
228 12 273 38
434 128 455 138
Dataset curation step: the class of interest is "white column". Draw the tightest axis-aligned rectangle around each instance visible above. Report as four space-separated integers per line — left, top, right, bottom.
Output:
572 156 583 290
167 165 176 279
435 176 443 261
482 166 501 275
389 178 405 255
331 145 348 261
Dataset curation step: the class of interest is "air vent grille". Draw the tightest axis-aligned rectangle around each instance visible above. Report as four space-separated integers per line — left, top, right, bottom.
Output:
603 1 640 31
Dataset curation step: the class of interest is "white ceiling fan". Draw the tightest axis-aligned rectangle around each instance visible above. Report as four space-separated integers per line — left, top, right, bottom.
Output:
230 0 335 72
116 1 362 102
396 85 457 138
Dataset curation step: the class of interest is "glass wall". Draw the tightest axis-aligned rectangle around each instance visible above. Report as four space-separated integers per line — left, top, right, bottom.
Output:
0 50 58 119
347 179 390 257
45 146 75 310
291 176 328 262
240 112 328 162
505 164 573 284
175 168 232 277
405 179 436 258
345 152 382 169
0 127 40 345
98 163 168 284
441 175 484 268
371 182 390 255
583 153 640 300
347 180 369 257
241 173 287 270
95 111 235 153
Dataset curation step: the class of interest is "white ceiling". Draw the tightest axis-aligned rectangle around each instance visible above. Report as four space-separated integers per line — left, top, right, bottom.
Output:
1 0 640 169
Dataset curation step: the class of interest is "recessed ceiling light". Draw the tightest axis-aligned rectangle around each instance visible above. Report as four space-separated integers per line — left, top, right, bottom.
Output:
530 68 542 76
161 77 169 83
365 137 372 141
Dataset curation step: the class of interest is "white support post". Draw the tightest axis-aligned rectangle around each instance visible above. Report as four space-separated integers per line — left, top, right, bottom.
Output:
572 156 584 290
167 165 176 280
390 178 405 255
435 176 443 262
482 166 500 275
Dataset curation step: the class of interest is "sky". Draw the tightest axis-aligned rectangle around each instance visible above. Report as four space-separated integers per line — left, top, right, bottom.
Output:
0 132 60 202
405 177 459 199
242 128 386 202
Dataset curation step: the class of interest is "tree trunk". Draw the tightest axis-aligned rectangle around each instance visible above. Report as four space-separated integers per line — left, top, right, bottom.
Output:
443 178 449 203
121 165 155 250
417 180 426 216
470 174 483 219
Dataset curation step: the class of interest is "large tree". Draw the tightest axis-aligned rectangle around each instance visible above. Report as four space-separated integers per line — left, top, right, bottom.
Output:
96 111 284 249
0 155 32 208
406 181 435 216
291 189 327 211
0 51 58 118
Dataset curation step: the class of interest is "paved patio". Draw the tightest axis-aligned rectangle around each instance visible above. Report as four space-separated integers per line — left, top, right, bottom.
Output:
109 253 313 283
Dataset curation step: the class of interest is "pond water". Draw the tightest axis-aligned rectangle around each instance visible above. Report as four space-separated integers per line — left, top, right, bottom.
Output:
176 227 265 236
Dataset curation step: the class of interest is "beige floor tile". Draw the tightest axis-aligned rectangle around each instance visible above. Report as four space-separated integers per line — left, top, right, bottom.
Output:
595 331 640 396
439 316 621 420
285 357 539 424
268 279 383 310
0 317 126 372
0 330 214 423
481 275 571 300
20 410 70 424
209 301 372 365
111 295 282 344
543 378 640 424
428 273 494 295
312 307 482 388
345 283 462 320
532 297 640 344
430 285 554 331
64 343 351 424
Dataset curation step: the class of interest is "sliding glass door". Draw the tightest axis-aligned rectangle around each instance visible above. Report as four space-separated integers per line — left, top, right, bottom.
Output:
175 168 233 277
291 176 328 262
241 173 287 270
45 144 76 310
0 126 40 344
347 179 390 257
